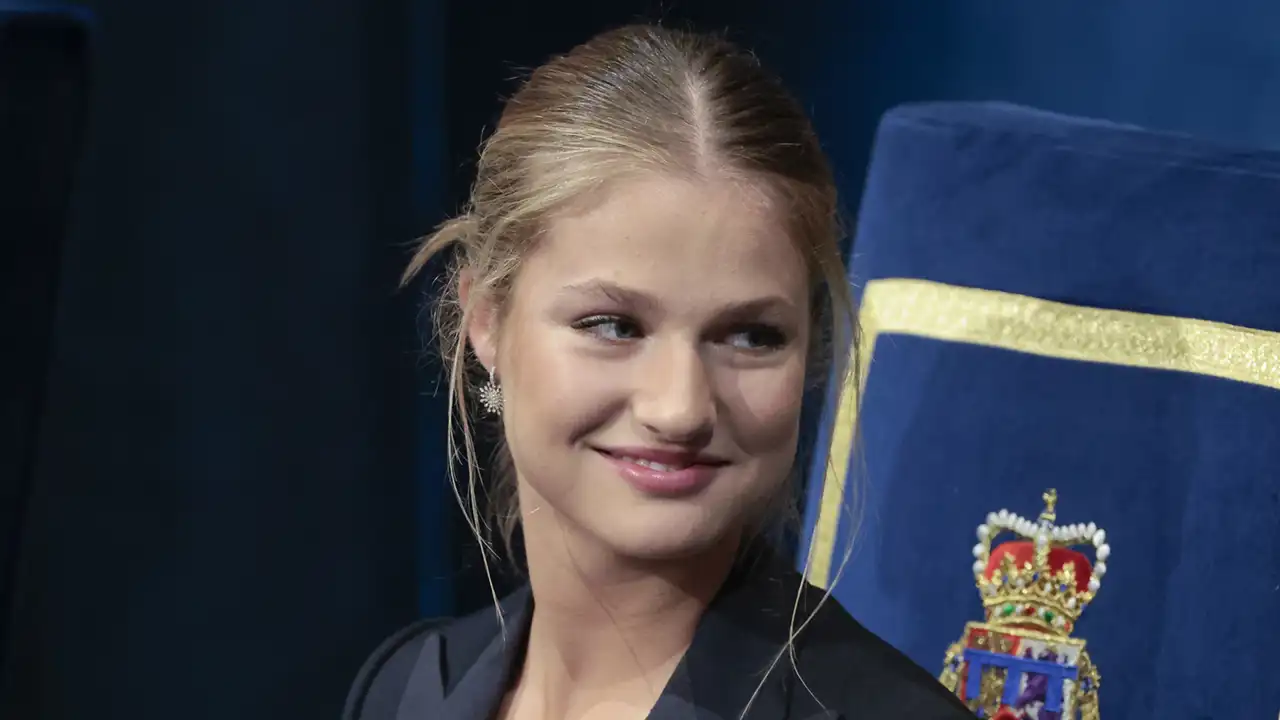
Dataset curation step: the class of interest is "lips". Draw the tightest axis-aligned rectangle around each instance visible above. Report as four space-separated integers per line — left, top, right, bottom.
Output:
614 455 690 472
593 446 729 496
593 446 728 469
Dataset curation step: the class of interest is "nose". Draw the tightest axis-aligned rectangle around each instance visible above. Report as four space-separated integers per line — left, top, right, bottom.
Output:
632 340 716 445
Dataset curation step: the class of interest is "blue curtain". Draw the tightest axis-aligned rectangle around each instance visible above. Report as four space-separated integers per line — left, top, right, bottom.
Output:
1 1 426 717
792 0 1280 230
0 3 91 670
408 0 452 621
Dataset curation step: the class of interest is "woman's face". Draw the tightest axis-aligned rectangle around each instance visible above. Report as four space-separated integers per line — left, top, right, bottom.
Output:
471 173 811 562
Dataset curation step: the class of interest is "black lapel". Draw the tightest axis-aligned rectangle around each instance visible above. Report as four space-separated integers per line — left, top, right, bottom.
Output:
396 587 532 720
392 632 445 718
661 552 847 720
654 552 797 720
414 556 844 720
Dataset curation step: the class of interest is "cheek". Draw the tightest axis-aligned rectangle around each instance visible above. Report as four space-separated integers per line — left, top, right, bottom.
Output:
726 360 807 455
499 319 617 451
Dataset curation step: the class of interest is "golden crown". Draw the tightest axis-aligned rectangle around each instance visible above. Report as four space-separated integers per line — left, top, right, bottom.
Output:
971 489 1109 636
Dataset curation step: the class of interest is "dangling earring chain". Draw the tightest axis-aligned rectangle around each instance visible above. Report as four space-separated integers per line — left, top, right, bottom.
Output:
479 367 503 416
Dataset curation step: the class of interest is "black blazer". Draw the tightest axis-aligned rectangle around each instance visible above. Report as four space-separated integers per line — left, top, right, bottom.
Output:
344 554 975 719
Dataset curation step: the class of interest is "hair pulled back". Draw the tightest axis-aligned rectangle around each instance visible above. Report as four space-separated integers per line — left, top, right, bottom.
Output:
405 24 858 569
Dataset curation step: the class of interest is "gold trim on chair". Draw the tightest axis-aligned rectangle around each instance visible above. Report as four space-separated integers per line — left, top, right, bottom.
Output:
806 278 1280 588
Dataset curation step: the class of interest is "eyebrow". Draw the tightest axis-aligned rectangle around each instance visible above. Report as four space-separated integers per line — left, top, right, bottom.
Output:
558 279 799 321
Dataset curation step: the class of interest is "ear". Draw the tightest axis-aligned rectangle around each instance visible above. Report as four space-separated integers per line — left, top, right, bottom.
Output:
459 269 499 373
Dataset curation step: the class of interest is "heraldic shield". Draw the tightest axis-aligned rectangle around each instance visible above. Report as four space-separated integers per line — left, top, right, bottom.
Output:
940 490 1103 720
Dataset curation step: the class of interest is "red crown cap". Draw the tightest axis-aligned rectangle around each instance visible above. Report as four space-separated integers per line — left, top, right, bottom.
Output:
972 490 1109 635
985 541 1093 594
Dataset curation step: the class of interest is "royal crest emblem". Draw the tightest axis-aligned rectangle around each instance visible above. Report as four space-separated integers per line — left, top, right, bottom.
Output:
940 490 1104 719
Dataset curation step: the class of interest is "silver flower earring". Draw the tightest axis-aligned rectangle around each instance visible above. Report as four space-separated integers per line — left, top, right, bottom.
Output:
478 367 503 416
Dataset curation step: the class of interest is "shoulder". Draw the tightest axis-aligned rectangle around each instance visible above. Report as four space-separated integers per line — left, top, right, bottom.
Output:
342 617 445 720
342 593 524 720
792 582 974 718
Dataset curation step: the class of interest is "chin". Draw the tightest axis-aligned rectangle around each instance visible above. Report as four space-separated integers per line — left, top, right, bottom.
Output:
588 505 740 562
605 535 724 563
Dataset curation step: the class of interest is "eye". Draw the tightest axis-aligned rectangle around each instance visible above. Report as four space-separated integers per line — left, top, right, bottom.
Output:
571 314 644 342
724 323 789 352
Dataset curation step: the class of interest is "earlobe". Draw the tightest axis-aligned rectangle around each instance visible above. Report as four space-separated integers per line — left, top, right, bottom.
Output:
459 270 499 373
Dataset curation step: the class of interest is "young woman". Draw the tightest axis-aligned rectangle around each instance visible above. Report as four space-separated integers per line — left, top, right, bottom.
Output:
344 24 974 720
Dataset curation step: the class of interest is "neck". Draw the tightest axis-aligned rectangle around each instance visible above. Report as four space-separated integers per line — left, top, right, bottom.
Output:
510 497 740 718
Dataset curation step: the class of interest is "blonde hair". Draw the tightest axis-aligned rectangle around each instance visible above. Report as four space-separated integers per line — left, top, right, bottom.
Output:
405 23 861 713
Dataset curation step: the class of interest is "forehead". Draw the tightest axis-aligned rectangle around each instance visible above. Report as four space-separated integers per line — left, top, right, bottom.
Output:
518 173 807 303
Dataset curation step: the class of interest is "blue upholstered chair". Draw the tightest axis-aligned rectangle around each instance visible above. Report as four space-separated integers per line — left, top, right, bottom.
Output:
801 102 1280 718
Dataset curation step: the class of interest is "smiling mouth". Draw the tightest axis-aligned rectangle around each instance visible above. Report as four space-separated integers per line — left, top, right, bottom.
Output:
592 448 728 472
610 454 690 472
593 447 727 496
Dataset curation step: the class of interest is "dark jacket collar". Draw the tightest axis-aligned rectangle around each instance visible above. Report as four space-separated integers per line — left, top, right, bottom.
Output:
395 553 840 720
